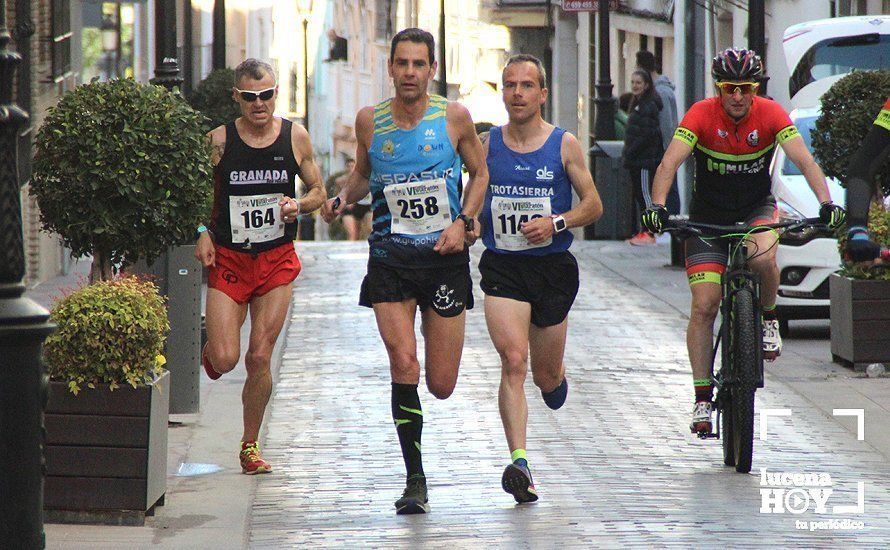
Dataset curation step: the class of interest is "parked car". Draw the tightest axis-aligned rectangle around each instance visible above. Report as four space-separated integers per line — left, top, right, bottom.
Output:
783 15 889 109
772 15 889 336
772 108 843 336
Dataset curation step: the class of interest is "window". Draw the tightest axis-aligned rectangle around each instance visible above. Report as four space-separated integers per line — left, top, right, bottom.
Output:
789 34 890 98
375 0 393 41
51 0 72 81
782 116 817 176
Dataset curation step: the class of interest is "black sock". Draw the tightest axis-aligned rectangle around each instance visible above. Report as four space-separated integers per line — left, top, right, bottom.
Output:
392 383 424 479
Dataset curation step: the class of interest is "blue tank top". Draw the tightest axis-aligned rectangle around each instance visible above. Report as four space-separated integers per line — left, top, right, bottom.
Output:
367 95 466 268
481 126 573 255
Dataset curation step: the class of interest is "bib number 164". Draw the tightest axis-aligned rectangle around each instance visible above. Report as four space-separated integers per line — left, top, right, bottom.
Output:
241 208 275 229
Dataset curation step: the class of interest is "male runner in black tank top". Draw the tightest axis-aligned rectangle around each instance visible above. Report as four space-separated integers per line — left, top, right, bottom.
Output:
194 58 325 474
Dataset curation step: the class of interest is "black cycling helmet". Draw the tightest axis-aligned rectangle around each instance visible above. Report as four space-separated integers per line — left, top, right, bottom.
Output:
711 48 763 82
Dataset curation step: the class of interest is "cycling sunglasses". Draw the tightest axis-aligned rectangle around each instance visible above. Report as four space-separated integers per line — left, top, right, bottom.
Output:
235 87 276 102
715 81 759 96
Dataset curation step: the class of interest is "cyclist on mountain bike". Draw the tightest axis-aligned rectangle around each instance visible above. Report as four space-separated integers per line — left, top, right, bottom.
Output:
844 96 890 263
640 48 845 434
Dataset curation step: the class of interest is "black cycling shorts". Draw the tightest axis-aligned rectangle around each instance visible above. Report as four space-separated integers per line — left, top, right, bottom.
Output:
359 262 473 317
479 249 579 328
685 195 778 285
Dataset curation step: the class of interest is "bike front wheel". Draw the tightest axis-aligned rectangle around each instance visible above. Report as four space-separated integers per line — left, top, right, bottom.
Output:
730 288 758 473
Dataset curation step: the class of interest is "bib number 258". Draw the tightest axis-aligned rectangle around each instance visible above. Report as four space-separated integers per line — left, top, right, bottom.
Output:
397 197 440 220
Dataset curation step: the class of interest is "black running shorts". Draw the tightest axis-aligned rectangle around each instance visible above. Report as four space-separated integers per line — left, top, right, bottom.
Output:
359 262 474 317
478 249 579 327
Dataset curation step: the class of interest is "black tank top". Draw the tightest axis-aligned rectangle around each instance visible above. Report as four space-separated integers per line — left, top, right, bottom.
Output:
210 118 302 252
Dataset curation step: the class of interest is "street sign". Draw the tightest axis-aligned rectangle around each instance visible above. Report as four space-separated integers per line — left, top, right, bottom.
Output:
561 0 620 11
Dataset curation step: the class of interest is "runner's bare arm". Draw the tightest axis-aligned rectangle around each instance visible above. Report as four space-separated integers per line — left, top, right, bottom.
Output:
197 126 226 267
322 107 373 222
208 126 226 167
288 123 326 215
450 102 489 218
651 139 692 205
781 135 832 204
561 132 603 226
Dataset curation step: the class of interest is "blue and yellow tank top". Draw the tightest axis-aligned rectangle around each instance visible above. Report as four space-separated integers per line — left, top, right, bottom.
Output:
481 125 573 255
367 94 466 268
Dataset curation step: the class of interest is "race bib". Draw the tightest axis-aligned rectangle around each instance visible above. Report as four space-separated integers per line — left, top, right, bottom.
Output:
383 178 452 235
229 193 285 244
491 196 552 251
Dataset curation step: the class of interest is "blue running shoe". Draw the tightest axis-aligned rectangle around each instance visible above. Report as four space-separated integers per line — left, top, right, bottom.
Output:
541 377 568 410
502 463 539 504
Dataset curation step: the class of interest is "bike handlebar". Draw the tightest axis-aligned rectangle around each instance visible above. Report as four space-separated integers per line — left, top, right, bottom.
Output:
662 217 826 238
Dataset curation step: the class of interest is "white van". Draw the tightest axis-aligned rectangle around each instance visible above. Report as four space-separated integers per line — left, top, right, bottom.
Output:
772 15 890 335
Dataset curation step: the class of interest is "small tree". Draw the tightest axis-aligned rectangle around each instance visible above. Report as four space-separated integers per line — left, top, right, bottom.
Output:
811 70 890 192
189 68 241 132
31 79 212 281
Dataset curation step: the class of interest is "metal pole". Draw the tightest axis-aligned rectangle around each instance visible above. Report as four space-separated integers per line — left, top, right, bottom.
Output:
438 0 446 97
0 1 54 547
747 0 768 95
151 0 183 91
303 17 309 133
593 0 615 140
212 0 226 70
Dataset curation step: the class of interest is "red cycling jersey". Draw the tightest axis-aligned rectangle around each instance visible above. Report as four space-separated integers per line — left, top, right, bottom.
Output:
674 96 799 222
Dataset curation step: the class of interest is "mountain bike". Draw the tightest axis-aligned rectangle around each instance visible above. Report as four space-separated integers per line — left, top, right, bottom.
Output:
664 217 823 473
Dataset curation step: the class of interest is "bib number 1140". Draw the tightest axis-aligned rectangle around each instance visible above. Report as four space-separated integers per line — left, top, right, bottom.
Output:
497 213 543 235
397 196 440 219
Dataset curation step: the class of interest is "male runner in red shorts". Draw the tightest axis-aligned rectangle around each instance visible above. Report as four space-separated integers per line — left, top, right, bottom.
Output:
195 58 325 474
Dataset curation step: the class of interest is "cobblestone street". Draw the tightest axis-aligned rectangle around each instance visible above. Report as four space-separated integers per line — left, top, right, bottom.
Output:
248 241 890 548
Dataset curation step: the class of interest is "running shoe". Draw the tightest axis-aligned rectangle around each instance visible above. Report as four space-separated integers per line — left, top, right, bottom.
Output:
501 462 539 504
240 441 272 475
202 342 222 380
627 232 657 246
690 400 713 434
395 474 429 515
762 318 782 361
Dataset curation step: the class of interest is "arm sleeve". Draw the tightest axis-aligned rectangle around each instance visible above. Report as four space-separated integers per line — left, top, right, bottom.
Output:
673 103 701 148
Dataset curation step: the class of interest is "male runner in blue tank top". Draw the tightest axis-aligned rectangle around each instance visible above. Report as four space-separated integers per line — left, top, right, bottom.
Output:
321 28 488 515
479 54 602 503
195 59 326 474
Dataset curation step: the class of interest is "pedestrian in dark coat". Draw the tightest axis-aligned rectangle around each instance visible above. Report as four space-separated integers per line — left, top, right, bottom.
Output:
623 69 664 245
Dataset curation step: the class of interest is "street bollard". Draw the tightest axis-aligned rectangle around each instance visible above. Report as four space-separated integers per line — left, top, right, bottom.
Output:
0 3 55 547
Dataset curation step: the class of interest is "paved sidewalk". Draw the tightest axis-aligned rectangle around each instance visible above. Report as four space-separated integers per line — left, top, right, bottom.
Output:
34 241 890 548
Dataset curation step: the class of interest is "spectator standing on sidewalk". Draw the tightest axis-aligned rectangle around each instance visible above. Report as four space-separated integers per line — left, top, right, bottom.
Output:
623 69 664 246
321 28 488 515
637 50 680 215
336 158 373 241
479 54 602 504
196 58 326 474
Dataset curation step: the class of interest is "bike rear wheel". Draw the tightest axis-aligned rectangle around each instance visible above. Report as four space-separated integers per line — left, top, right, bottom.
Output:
730 288 758 473
720 388 735 466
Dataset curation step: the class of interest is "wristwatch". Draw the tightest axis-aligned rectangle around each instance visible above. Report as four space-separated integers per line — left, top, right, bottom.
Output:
551 215 567 234
457 214 474 232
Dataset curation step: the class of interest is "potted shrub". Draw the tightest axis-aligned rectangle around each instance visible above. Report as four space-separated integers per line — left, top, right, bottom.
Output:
189 68 241 132
30 78 212 281
812 70 890 369
42 277 170 525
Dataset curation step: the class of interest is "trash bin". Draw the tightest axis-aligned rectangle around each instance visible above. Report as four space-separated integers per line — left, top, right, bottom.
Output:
588 140 635 240
133 246 202 414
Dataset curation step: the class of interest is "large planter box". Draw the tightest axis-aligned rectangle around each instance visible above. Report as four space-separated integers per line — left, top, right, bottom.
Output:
830 274 890 370
44 371 169 525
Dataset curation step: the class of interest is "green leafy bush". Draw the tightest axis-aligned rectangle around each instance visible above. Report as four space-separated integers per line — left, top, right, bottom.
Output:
43 277 169 394
189 68 241 132
31 78 213 279
811 70 890 190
